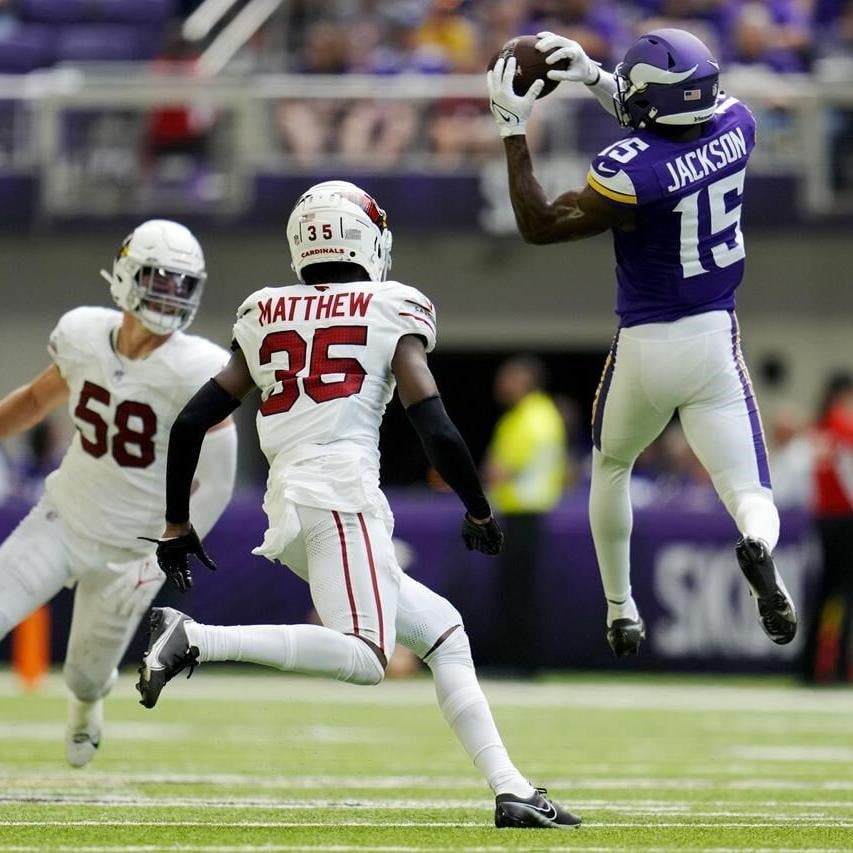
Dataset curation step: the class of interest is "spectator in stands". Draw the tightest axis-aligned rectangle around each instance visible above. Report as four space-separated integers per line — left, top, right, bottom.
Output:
338 8 422 167
410 1 501 166
802 372 853 683
145 28 216 174
817 0 853 191
728 0 814 73
413 0 481 73
484 355 566 675
276 21 352 167
630 2 727 60
767 403 815 510
477 0 530 63
524 0 625 63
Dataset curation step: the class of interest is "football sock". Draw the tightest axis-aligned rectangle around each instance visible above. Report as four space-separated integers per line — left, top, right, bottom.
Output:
732 492 780 553
606 595 640 627
425 628 534 799
67 696 102 732
589 449 635 620
185 623 384 685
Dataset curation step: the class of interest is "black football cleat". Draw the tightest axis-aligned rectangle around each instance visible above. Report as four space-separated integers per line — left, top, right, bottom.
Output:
607 617 646 657
735 537 797 645
136 607 199 709
495 787 581 829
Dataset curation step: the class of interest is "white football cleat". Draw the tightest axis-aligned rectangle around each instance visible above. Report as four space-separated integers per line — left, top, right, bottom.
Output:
65 697 103 768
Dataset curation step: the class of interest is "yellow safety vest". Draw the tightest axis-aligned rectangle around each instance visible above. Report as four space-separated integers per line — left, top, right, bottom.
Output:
488 391 566 514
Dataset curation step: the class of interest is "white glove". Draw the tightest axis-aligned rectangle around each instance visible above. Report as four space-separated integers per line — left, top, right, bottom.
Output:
486 55 545 138
536 31 601 86
100 555 165 619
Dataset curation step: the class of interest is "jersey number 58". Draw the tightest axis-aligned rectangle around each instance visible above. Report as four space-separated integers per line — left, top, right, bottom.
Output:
74 381 157 467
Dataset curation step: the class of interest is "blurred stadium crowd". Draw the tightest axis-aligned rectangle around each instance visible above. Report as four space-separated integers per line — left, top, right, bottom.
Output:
279 0 852 75
1 1 851 171
2 0 851 73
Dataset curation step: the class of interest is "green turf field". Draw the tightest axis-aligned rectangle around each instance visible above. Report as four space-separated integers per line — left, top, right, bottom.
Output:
0 669 851 851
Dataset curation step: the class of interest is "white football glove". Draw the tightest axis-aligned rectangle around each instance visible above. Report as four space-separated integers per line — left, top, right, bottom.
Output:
486 55 545 138
536 31 601 86
100 555 165 619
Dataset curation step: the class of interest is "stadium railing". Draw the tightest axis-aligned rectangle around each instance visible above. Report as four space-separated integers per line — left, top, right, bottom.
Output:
0 67 850 223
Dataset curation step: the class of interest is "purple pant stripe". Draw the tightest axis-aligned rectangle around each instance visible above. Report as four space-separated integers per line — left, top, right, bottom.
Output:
729 312 772 489
592 330 620 451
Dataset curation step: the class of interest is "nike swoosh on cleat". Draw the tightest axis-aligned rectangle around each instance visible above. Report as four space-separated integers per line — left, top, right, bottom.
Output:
146 616 182 672
518 802 558 821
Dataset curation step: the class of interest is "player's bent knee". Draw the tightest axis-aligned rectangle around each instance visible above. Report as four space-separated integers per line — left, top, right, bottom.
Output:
425 624 473 669
63 662 118 702
340 634 386 686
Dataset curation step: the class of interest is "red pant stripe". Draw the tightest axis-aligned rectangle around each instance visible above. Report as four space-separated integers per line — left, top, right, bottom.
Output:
331 510 359 635
357 512 384 652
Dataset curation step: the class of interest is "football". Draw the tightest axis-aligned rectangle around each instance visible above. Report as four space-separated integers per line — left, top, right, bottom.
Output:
487 34 570 99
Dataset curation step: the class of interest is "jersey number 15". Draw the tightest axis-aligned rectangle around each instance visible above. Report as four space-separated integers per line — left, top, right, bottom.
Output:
674 168 746 279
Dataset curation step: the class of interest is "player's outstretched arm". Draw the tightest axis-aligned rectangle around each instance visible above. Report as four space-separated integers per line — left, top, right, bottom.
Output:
145 350 253 591
392 335 503 556
0 365 68 440
503 136 634 244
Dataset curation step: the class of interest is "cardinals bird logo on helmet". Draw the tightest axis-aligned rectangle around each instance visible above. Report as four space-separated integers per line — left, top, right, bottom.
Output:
100 220 207 335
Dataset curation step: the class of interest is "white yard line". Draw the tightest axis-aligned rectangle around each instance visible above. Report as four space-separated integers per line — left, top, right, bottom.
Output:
2 771 853 792
1 795 853 815
730 746 853 762
0 722 193 741
3 672 853 714
2 818 853 828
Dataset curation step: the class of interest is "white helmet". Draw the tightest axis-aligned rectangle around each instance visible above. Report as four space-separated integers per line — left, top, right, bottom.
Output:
286 181 392 283
99 219 207 335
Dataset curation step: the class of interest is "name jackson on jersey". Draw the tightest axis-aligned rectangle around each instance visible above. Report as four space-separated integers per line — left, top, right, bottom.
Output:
662 124 748 192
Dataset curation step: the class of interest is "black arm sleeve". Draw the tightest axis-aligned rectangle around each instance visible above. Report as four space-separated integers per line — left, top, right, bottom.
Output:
406 395 491 519
166 379 242 525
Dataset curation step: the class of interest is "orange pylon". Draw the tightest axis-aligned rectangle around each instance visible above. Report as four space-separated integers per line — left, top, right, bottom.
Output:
12 606 50 689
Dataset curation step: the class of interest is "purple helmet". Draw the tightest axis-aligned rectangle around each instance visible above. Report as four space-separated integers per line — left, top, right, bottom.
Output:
613 29 720 130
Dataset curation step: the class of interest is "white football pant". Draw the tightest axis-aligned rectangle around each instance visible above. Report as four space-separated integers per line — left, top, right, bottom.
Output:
0 497 164 700
589 310 779 611
186 503 534 797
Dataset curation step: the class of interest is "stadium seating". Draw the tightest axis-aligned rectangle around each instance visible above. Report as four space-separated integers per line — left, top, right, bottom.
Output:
0 0 172 71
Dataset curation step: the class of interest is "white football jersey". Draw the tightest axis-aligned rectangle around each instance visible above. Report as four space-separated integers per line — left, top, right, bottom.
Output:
45 306 230 552
232 279 436 517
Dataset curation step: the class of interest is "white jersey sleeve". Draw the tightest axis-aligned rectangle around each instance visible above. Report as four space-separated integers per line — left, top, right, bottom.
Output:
168 333 231 400
48 306 117 381
231 287 271 359
379 282 437 355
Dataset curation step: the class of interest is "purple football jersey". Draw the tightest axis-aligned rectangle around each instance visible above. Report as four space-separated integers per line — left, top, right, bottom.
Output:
587 96 757 327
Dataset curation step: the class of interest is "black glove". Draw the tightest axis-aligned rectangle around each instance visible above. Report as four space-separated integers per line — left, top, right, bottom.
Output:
138 527 216 592
461 514 504 555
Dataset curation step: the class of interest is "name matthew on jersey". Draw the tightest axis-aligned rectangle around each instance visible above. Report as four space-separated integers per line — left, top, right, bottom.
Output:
256 290 374 325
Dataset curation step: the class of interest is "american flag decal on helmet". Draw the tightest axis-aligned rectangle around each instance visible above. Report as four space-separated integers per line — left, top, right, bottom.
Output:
683 88 702 101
